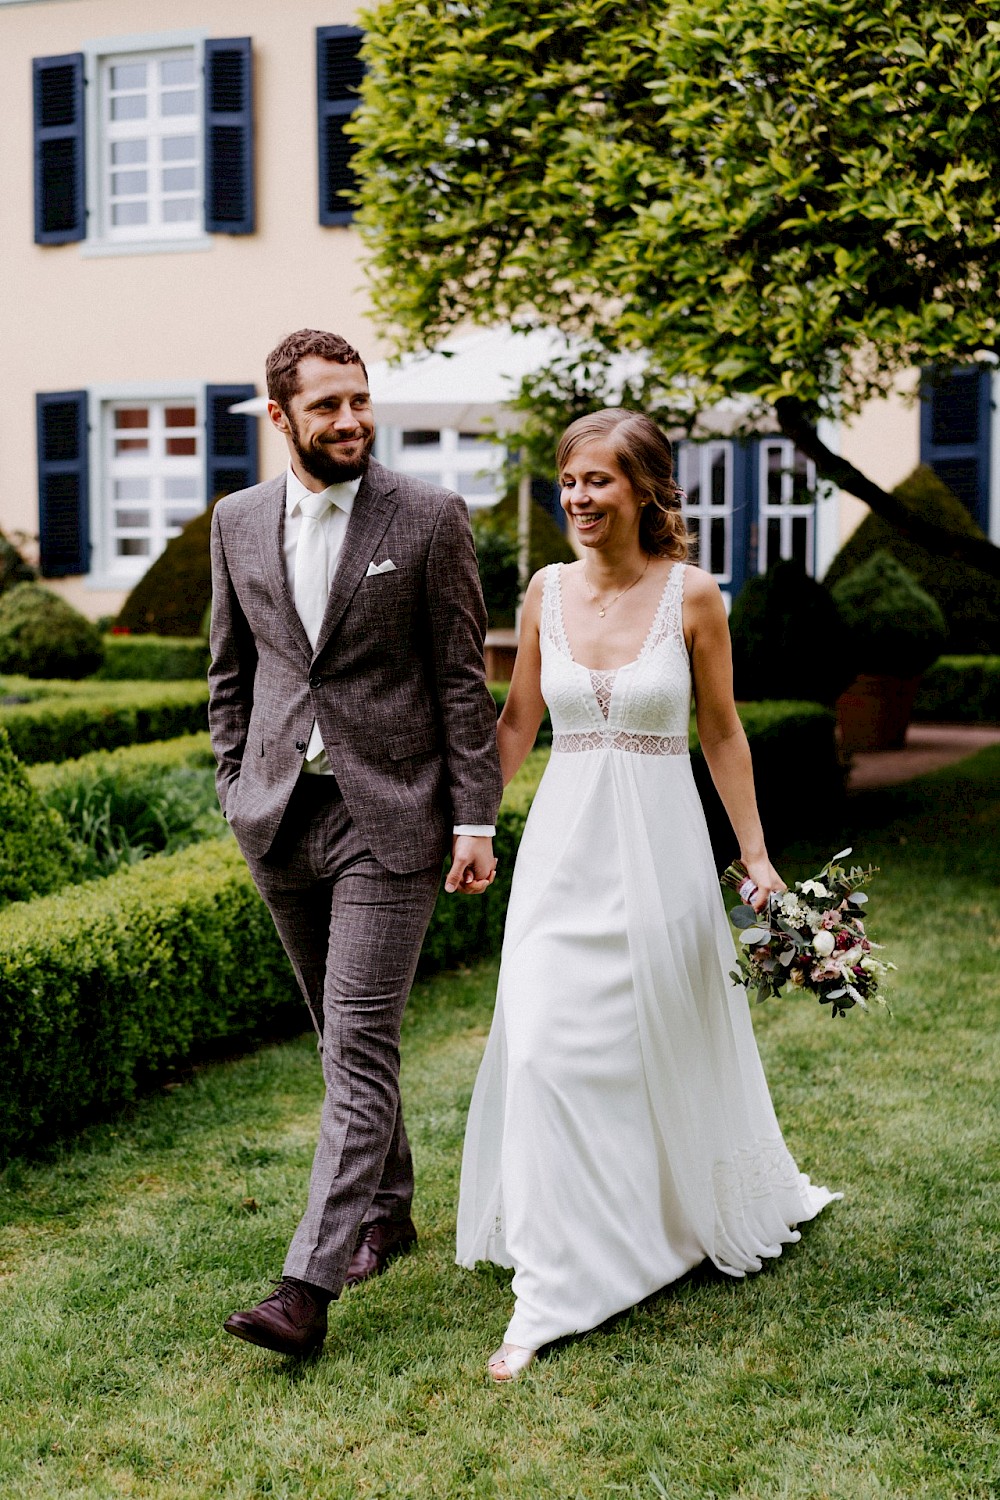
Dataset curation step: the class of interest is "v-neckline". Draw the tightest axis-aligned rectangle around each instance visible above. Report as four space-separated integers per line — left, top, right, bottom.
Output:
553 561 678 673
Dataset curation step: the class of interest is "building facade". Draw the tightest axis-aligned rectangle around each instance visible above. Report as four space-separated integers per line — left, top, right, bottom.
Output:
2 0 997 619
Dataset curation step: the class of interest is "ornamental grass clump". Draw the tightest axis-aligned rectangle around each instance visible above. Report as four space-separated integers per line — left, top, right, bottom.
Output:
830 551 947 679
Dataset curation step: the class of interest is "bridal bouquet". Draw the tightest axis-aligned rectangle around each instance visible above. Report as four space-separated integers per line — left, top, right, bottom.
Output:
721 848 894 1018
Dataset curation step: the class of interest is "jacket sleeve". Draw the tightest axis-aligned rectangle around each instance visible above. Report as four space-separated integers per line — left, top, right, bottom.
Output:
208 505 257 813
424 492 504 828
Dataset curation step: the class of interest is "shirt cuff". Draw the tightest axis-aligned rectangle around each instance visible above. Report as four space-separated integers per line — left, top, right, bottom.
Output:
453 824 496 838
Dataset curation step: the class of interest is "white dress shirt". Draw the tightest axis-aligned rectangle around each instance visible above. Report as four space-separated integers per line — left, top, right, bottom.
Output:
284 465 494 837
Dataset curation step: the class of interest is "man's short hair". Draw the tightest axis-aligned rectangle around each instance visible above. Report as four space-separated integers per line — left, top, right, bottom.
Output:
265 329 368 410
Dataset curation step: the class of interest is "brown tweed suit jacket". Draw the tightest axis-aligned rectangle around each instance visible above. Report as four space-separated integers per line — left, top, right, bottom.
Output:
208 460 503 873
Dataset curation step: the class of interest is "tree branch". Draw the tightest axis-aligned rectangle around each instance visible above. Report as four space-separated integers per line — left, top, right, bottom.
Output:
774 396 1000 581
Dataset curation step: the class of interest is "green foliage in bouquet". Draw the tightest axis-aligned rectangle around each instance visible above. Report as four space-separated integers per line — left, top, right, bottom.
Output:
0 583 104 679
830 550 947 678
0 727 82 906
729 558 857 705
724 848 891 1018
115 504 216 637
823 467 1000 654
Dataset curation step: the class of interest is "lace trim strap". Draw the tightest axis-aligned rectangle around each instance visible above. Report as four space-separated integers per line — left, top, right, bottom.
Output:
640 561 687 659
552 731 689 755
541 564 571 654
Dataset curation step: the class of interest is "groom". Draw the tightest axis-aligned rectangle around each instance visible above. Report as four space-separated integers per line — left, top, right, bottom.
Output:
209 329 503 1356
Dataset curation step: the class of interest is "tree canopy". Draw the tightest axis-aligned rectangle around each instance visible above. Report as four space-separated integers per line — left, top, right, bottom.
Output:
352 0 1000 574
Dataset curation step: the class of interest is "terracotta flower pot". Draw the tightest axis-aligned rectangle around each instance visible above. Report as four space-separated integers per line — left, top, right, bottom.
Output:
836 674 922 754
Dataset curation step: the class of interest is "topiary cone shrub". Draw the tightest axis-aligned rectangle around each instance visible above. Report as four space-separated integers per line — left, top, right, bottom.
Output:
114 502 217 637
831 550 948 752
0 583 104 679
0 726 82 905
823 465 1000 655
728 557 858 705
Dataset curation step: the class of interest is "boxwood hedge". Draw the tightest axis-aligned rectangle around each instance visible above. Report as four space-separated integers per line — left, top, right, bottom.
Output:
0 679 209 764
95 635 210 682
912 656 1000 725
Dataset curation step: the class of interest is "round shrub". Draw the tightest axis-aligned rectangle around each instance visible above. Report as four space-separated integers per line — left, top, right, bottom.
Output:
728 558 858 705
830 550 947 678
473 524 519 627
823 466 1000 654
115 503 216 637
0 727 81 905
0 530 36 595
0 583 105 679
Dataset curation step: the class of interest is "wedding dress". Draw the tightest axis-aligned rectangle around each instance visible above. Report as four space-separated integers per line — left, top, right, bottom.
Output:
457 561 839 1350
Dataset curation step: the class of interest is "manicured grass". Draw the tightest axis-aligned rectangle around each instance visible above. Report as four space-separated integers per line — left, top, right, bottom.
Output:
1 752 998 1498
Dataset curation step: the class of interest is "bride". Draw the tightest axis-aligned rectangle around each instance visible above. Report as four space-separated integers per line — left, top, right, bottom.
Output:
456 408 839 1381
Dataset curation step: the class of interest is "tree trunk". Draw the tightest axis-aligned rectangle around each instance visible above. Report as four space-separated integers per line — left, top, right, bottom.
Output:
774 396 1000 581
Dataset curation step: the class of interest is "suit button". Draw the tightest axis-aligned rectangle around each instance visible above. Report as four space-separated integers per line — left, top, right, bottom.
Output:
295 740 307 752
309 674 321 689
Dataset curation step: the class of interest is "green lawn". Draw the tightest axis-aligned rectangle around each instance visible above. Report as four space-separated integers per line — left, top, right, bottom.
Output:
1 751 998 1499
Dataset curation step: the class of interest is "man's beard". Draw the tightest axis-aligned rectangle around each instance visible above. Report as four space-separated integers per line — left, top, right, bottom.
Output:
287 416 375 486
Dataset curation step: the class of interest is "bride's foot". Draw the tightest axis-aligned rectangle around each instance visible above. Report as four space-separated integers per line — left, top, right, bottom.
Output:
487 1342 537 1382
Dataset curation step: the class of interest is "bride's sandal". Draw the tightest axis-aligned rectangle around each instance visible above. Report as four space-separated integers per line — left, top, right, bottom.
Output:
487 1343 537 1382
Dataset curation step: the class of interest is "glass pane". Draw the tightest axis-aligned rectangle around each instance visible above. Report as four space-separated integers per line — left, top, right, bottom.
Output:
162 199 198 222
114 409 149 429
791 516 809 568
165 506 200 528
162 135 197 162
114 478 149 500
166 437 197 456
116 537 150 556
115 438 149 454
710 516 726 576
458 431 491 449
110 63 147 90
164 476 200 499
165 406 197 428
111 170 147 195
111 139 147 165
112 201 148 226
791 451 812 505
160 57 195 86
766 447 784 506
401 430 440 447
115 509 151 529
710 450 727 506
111 95 147 121
162 166 196 192
684 474 701 508
766 517 781 566
161 90 196 117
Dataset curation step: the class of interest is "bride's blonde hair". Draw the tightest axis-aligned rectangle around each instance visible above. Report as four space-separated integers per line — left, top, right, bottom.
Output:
555 409 693 561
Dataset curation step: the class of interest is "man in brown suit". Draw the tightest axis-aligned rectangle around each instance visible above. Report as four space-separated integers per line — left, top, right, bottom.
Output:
209 329 503 1356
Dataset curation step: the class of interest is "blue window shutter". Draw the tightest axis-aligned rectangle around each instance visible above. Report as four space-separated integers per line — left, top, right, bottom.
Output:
919 367 991 529
317 26 365 226
206 386 259 500
204 39 254 234
33 54 86 245
36 392 89 576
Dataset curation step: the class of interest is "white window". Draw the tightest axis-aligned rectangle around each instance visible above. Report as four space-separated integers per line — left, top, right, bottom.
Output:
757 439 817 575
678 441 733 590
101 398 202 581
387 428 506 510
99 48 201 242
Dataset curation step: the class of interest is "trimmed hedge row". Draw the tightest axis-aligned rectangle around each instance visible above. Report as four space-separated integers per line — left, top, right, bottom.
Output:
912 656 1000 725
27 731 216 797
95 635 210 682
0 679 209 764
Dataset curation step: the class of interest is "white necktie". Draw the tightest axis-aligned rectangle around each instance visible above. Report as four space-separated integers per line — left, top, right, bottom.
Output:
293 490 333 650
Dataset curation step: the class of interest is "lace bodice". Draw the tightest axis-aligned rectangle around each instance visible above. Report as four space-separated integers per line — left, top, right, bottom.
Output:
540 562 691 754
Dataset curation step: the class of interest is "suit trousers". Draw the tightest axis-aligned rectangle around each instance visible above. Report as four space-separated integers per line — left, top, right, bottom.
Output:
242 775 440 1295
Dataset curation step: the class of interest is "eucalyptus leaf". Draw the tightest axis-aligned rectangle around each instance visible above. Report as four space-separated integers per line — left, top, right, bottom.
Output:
849 892 869 905
730 905 758 929
739 928 771 946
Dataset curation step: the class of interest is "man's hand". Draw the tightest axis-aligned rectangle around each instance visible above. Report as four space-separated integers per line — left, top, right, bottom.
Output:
445 835 497 896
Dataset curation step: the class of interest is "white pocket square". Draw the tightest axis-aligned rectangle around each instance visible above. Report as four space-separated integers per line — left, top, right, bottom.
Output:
366 558 397 576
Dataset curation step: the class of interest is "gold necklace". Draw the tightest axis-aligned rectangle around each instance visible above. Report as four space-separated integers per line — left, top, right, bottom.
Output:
582 557 650 618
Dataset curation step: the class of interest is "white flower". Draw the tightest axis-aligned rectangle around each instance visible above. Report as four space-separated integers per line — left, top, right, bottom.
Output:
800 880 830 898
812 929 836 958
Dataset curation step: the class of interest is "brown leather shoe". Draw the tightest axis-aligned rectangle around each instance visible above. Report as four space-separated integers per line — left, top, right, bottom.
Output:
223 1279 328 1356
344 1217 417 1288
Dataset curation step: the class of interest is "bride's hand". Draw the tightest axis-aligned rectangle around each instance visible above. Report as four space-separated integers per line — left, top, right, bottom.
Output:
741 856 786 915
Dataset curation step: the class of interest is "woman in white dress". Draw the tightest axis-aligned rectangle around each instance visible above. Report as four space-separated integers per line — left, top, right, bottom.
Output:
457 408 839 1381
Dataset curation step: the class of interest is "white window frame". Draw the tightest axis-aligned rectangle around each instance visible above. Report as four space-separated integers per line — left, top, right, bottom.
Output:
86 382 205 590
757 438 817 576
382 427 506 511
677 440 734 593
81 30 212 258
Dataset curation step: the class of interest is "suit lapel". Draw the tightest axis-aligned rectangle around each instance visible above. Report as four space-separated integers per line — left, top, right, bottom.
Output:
256 475 314 663
314 462 398 659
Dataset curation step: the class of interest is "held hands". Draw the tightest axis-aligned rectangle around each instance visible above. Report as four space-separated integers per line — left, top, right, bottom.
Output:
740 855 787 915
445 835 498 897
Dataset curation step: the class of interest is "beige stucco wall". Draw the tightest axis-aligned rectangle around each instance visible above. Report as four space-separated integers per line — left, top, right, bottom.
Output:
0 0 378 616
837 373 921 547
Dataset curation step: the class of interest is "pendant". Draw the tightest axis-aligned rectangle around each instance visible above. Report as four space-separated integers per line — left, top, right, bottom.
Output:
598 606 606 618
